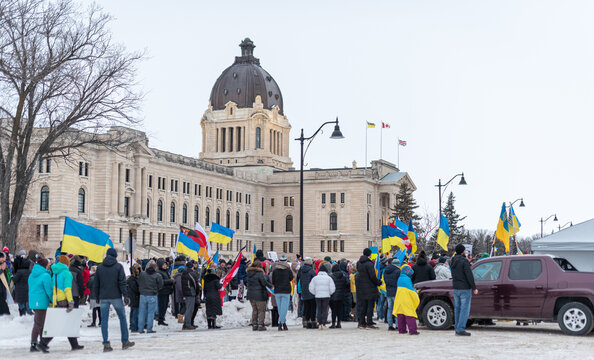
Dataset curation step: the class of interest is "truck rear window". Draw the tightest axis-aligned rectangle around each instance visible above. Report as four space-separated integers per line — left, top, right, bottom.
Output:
553 258 578 271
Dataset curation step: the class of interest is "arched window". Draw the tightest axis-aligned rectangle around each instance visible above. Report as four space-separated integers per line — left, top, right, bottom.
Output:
170 202 176 223
245 213 249 231
40 186 49 211
216 208 221 224
77 188 85 213
183 203 188 224
157 200 163 222
205 207 210 226
236 211 240 230
194 205 199 225
255 127 261 149
226 210 230 228
329 212 337 231
286 215 293 232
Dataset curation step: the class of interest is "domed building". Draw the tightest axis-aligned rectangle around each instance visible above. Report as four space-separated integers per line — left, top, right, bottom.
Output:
200 38 292 170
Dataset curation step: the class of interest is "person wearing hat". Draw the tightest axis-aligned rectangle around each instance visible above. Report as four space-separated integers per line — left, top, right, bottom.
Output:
383 258 401 330
435 257 452 280
393 264 420 335
94 248 135 351
126 264 141 332
451 243 477 336
138 260 162 335
181 261 198 330
355 248 381 329
0 252 9 316
13 255 33 316
28 258 52 352
40 255 84 351
296 257 317 329
308 262 335 329
271 254 293 331
329 263 349 329
156 258 174 326
204 267 223 329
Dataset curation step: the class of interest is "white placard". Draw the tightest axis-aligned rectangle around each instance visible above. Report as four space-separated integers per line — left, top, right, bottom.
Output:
43 308 83 338
463 244 473 256
267 251 278 262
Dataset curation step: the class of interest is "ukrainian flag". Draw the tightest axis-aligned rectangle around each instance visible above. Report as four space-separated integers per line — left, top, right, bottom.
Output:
495 203 510 252
509 204 521 236
61 217 112 263
407 219 417 254
436 214 450 251
393 265 419 318
208 223 234 245
175 231 201 261
381 225 408 253
367 121 376 128
251 244 257 263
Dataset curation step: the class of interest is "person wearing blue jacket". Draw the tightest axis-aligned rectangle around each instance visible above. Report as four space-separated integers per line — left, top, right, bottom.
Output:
28 258 53 353
382 258 401 331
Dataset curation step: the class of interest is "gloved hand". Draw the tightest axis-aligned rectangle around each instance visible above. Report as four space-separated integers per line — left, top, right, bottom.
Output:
124 297 130 306
66 301 74 313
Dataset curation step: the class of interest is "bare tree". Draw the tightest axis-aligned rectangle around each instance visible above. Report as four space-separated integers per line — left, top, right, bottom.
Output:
0 0 142 251
415 206 439 252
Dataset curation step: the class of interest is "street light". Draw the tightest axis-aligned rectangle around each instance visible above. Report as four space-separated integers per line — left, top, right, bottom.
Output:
539 214 558 238
558 221 572 231
435 173 467 216
507 198 525 208
296 117 344 258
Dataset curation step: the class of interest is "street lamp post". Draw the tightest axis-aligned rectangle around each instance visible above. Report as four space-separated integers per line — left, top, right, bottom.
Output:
558 221 572 232
296 117 344 258
435 173 467 217
539 214 558 238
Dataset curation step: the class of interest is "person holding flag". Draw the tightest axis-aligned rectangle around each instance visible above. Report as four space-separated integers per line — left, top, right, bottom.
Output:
393 264 420 335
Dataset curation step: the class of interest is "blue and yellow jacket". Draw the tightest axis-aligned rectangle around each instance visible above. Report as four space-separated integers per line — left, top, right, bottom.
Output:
51 262 73 306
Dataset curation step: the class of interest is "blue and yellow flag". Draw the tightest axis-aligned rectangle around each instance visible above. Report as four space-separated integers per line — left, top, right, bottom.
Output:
381 225 408 252
393 265 420 318
436 214 450 251
61 217 112 263
211 250 219 267
208 223 234 245
495 203 510 252
367 121 376 128
176 231 201 261
508 204 521 236
251 244 257 263
407 219 417 254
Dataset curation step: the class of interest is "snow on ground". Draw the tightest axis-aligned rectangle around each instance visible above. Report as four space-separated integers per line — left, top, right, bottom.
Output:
1 303 592 359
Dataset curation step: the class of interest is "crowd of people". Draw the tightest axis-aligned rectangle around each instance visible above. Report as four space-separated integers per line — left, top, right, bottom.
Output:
0 243 480 353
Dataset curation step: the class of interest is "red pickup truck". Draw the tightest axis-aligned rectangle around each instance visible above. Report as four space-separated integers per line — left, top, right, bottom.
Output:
416 254 594 335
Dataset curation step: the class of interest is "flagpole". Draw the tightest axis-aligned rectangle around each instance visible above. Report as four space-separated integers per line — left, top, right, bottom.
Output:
397 138 400 169
365 122 368 175
380 124 383 160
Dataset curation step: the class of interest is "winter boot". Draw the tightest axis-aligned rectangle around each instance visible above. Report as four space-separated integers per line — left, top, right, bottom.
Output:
207 319 213 329
122 341 135 350
283 323 288 331
329 321 336 329
212 319 221 329
30 341 39 352
103 344 113 352
302 318 307 328
258 325 267 331
336 321 342 329
278 324 283 331
37 340 49 353
252 324 259 331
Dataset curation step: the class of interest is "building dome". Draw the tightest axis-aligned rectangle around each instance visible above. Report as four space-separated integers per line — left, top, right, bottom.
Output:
209 38 284 115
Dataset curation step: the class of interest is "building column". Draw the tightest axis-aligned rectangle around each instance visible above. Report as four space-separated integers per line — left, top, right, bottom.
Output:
134 165 142 216
111 161 118 215
118 163 124 215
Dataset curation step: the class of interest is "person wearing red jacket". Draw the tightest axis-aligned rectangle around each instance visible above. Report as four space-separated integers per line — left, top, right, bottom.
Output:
81 260 90 305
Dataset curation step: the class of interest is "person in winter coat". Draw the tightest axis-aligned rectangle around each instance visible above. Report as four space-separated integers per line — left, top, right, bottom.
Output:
188 261 202 327
203 268 223 329
393 264 420 335
246 260 271 331
86 266 101 327
383 259 401 330
69 256 84 308
28 258 52 352
0 252 10 316
296 257 317 329
309 264 335 329
338 260 353 322
411 254 436 284
81 260 90 305
451 243 477 336
271 254 293 331
138 260 163 334
329 264 349 328
14 258 32 316
156 258 174 326
180 262 198 330
172 264 185 322
40 255 84 351
434 257 452 280
355 248 381 329
237 257 248 301
126 264 141 332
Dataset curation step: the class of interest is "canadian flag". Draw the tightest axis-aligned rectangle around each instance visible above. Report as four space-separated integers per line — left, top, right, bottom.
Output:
382 122 390 128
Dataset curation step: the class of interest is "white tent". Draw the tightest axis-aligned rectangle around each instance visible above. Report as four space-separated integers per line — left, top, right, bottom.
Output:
531 219 594 272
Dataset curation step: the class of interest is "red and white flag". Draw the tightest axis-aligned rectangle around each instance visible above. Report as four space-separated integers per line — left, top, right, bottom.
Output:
398 139 407 146
382 122 390 128
219 251 243 303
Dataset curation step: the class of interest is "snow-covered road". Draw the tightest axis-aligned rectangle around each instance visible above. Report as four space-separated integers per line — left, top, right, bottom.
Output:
1 303 592 359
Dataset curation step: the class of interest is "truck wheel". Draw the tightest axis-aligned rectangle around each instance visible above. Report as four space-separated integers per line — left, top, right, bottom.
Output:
422 299 453 330
558 302 594 336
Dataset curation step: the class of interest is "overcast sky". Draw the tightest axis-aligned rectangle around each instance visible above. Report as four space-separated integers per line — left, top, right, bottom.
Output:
89 0 593 237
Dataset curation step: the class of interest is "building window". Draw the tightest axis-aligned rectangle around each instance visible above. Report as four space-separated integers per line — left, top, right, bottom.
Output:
142 230 146 245
320 241 325 252
321 193 326 204
333 240 338 253
40 186 50 211
119 228 122 243
271 198 275 206
170 202 176 223
157 200 163 222
149 232 153 246
284 197 288 206
182 203 188 224
366 212 370 231
340 240 345 252
285 215 293 232
147 199 150 218
125 168 130 183
148 175 153 188
261 197 264 216
216 208 221 224
36 225 41 241
245 213 249 231
271 220 275 233
330 193 336 204
329 212 337 230
290 196 295 206
226 210 230 228
79 162 83 175
289 242 294 253
43 224 48 241
85 162 88 176
236 211 240 230
256 127 261 149
340 193 345 204
171 179 174 191
367 193 372 204
194 205 199 225
283 242 288 253
77 188 85 213
206 207 210 226
270 242 274 251
46 158 51 173
124 197 130 217
328 240 332 252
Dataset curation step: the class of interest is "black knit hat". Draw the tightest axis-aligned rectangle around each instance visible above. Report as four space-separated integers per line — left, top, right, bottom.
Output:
455 244 466 254
363 248 372 256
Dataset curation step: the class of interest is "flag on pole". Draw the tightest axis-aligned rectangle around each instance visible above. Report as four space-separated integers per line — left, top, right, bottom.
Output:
211 250 219 267
382 122 390 128
193 222 211 259
509 205 521 235
175 231 201 261
398 139 407 146
367 121 376 128
251 243 257 264
436 214 450 251
219 251 243 303
381 225 408 253
495 203 510 252
61 217 112 263
208 223 234 245
407 219 417 254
